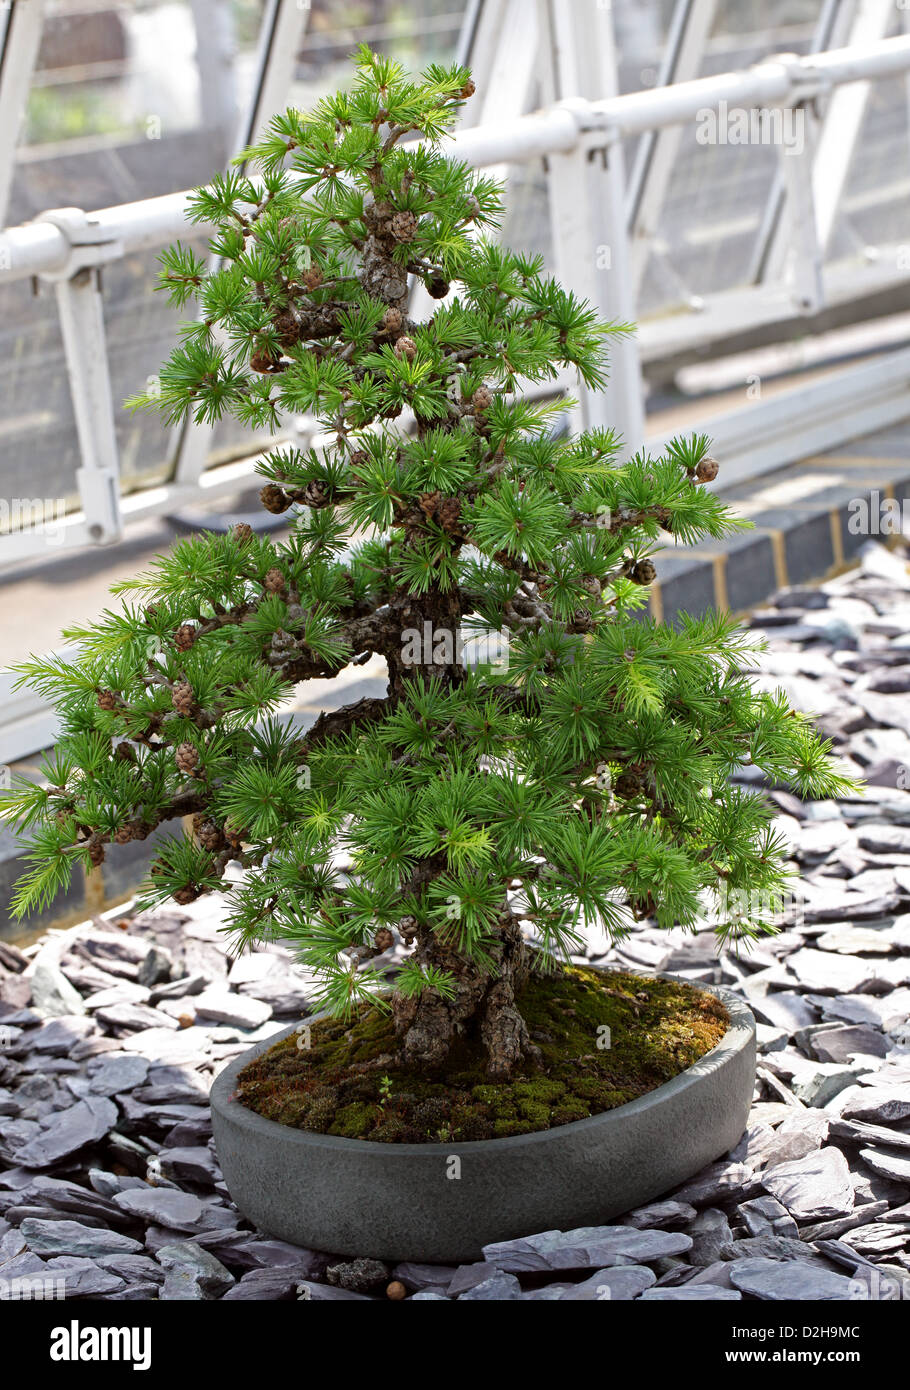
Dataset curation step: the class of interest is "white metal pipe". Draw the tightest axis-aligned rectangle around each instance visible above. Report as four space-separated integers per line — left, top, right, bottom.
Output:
0 219 68 277
90 192 212 256
581 36 910 137
3 34 910 285
450 103 580 165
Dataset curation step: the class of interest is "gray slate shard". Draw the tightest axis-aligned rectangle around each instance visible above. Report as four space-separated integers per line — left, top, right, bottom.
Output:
843 1086 910 1124
841 1222 910 1256
391 1261 459 1291
859 1146 910 1184
750 992 817 1034
193 989 272 1029
95 1003 179 1032
670 1161 753 1207
798 1200 890 1242
785 949 880 995
20 1217 142 1258
446 1262 498 1296
28 960 86 1018
559 1265 656 1301
296 1281 375 1301
87 1054 150 1096
760 1147 855 1221
222 1269 305 1300
13 1096 118 1168
738 1195 799 1237
618 1200 697 1230
718 1235 830 1266
458 1272 522 1300
44 1256 125 1297
728 1257 858 1301
806 1025 888 1063
156 1145 220 1185
830 1117 910 1152
0 1251 47 1280
155 1241 235 1300
137 946 174 988
96 1253 165 1285
687 1208 735 1266
640 1284 741 1300
22 1015 96 1055
197 1235 326 1276
113 1187 206 1230
481 1226 693 1272
149 975 208 1003
87 1170 149 1198
25 1176 128 1226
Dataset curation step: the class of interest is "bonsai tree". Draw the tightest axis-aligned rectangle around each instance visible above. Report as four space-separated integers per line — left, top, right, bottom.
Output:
4 48 851 1081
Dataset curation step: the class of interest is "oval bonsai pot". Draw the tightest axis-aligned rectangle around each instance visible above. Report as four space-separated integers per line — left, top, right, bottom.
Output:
210 977 755 1264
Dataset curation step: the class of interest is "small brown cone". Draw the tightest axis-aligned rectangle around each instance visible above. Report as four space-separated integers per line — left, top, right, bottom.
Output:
260 483 290 515
171 680 195 714
175 742 199 775
390 210 418 243
394 336 417 361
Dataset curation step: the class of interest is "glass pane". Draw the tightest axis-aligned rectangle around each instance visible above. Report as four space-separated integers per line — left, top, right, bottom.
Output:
0 278 81 525
14 0 229 219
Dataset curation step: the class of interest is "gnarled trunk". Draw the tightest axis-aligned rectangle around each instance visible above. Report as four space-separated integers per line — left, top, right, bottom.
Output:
392 911 542 1080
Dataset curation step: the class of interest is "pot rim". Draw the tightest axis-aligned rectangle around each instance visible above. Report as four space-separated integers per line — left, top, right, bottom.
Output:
211 971 755 1157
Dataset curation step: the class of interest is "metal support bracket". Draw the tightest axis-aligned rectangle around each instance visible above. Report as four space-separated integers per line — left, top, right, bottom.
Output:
35 209 125 545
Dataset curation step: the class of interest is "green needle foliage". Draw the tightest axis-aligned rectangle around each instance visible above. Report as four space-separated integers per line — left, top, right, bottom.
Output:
3 48 855 1078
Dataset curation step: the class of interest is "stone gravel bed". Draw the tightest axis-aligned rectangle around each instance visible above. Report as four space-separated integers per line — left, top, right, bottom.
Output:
2 540 910 1301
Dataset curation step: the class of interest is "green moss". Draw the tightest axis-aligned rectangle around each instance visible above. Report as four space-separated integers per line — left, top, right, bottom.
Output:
235 966 729 1144
329 1101 375 1138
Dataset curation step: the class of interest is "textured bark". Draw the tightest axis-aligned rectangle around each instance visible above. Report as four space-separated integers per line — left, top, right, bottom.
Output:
385 586 466 700
392 911 542 1079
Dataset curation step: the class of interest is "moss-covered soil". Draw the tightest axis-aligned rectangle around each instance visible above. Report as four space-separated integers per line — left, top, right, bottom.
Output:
234 966 728 1144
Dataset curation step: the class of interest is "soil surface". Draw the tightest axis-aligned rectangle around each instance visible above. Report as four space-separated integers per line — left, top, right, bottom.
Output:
234 966 729 1143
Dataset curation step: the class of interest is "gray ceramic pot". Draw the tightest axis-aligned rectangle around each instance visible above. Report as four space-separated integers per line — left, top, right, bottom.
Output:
210 978 755 1263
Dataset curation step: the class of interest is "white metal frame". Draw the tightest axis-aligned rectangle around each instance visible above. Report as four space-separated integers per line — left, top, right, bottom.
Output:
170 0 313 492
190 0 239 143
2 22 910 565
755 0 898 285
0 0 45 225
626 0 719 298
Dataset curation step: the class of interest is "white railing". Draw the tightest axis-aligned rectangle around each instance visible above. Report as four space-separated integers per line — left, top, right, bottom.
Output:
2 24 910 567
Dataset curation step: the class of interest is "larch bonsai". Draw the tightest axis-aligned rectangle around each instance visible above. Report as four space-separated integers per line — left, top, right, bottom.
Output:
4 48 852 1082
